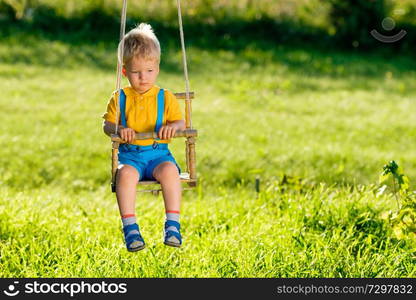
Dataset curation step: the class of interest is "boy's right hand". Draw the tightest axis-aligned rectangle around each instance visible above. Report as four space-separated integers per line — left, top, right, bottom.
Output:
119 127 136 144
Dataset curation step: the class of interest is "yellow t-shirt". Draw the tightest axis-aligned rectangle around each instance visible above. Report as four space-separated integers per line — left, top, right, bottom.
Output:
102 85 183 146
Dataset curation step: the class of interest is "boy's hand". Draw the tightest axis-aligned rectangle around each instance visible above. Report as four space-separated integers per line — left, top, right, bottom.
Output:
119 127 136 144
158 124 178 140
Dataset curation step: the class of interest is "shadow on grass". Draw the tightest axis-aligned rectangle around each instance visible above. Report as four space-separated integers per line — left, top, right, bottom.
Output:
1 4 415 78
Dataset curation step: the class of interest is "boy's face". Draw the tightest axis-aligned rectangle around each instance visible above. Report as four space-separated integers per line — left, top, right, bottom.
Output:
123 56 159 93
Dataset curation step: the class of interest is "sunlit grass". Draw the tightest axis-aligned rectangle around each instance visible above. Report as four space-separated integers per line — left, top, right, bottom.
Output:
1 184 414 277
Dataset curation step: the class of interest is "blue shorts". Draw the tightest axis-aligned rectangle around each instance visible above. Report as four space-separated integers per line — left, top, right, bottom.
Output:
118 143 181 181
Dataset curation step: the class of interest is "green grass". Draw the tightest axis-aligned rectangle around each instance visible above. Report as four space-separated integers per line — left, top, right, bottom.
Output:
1 185 414 277
0 28 416 277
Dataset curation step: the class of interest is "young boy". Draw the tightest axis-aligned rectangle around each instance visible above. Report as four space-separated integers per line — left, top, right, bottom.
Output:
102 23 185 252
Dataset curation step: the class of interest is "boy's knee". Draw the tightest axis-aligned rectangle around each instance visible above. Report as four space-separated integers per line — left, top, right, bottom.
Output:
153 162 179 180
117 165 140 182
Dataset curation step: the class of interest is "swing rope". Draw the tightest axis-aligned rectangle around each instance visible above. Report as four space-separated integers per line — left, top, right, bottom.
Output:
176 0 192 129
114 0 190 131
114 0 128 135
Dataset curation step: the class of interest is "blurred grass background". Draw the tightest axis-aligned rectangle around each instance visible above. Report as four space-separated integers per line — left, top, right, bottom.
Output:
1 0 416 48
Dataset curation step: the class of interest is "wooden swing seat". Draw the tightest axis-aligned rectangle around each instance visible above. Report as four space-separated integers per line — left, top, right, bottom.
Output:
139 174 196 195
139 172 192 184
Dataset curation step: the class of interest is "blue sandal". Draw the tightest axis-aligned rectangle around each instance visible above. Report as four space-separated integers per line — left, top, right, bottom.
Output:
164 220 182 247
123 223 145 252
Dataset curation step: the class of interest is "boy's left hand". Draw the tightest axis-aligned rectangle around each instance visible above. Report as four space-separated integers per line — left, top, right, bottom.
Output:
158 124 178 140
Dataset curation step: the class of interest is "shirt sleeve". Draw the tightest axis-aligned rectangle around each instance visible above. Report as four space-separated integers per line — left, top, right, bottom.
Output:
165 91 183 122
102 91 117 124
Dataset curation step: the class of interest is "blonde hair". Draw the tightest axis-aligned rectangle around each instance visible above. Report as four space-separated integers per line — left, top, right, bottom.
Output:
118 23 161 65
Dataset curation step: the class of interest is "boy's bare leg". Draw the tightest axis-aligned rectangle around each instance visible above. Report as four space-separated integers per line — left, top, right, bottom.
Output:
153 162 182 247
153 162 181 212
116 165 139 216
116 165 145 251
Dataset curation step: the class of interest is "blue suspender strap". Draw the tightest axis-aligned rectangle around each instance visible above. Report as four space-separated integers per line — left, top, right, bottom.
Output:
119 89 127 128
154 88 165 141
